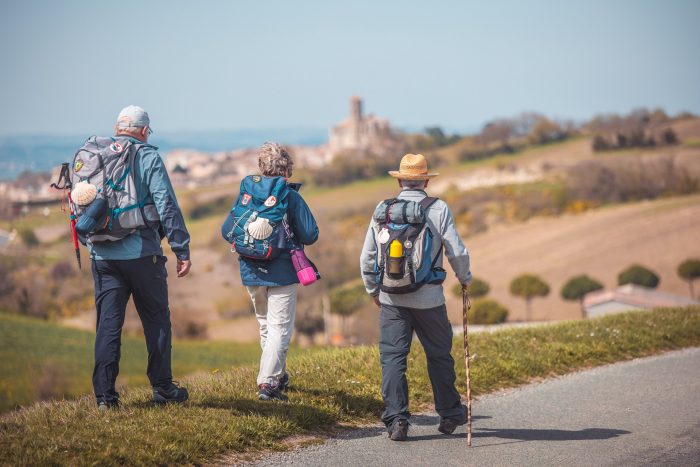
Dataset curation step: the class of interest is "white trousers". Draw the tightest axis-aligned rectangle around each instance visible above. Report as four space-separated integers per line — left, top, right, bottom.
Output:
246 284 298 386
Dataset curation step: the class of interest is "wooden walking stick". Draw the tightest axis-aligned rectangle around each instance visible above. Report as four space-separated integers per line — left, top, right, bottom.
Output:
462 285 473 446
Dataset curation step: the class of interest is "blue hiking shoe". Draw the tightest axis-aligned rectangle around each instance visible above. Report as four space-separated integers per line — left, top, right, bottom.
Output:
438 416 467 435
388 419 409 441
152 382 189 405
258 383 288 401
279 372 290 392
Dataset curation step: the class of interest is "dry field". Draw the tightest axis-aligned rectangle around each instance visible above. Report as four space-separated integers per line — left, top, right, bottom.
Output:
442 193 700 323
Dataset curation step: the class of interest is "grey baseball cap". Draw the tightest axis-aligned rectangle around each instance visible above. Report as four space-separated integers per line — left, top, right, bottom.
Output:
116 105 151 131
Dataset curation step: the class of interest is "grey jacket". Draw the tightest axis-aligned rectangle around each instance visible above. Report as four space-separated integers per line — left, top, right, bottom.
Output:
360 188 472 309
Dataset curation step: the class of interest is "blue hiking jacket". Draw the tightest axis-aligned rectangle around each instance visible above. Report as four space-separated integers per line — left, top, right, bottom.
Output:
88 137 191 261
237 178 319 286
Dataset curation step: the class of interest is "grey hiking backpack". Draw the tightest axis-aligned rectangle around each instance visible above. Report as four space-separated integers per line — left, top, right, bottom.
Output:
366 197 447 294
70 136 160 243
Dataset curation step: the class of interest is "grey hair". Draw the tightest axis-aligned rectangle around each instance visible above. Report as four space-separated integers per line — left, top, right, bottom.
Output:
400 179 428 189
114 125 144 138
258 142 294 177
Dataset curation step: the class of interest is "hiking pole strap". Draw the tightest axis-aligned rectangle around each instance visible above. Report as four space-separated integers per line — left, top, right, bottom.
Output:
50 163 72 190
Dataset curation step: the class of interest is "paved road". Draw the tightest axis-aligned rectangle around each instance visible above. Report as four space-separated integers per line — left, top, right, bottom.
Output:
252 348 700 466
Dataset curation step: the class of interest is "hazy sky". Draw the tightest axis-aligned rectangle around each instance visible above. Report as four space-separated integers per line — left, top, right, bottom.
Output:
1 0 698 136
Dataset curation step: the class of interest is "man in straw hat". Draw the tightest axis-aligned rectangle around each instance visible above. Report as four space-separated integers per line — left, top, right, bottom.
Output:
360 153 472 441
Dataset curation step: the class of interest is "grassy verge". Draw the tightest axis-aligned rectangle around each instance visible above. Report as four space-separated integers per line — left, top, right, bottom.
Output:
1 307 699 465
0 312 261 413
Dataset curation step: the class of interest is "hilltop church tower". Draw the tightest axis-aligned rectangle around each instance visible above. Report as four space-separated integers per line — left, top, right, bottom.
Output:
328 96 395 157
350 95 363 123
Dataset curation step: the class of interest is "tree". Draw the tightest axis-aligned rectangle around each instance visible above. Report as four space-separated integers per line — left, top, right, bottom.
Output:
592 135 610 152
528 118 565 145
561 275 604 318
425 126 448 147
468 299 509 325
18 227 39 247
451 277 490 299
294 311 325 342
329 283 369 337
510 274 550 321
677 259 700 298
617 264 660 289
477 119 516 148
662 128 679 145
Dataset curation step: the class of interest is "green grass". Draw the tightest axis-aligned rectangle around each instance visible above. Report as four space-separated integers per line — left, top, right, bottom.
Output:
0 312 261 413
1 307 699 465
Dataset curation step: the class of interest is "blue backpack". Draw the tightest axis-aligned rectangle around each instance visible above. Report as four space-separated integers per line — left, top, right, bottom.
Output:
221 175 290 261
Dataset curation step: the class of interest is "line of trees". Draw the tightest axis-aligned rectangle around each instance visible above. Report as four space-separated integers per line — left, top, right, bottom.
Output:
450 259 700 326
459 112 576 163
510 259 700 321
589 108 680 152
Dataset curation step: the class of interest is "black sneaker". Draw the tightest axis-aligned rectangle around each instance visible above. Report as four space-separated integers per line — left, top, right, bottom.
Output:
388 419 409 441
258 383 288 401
152 382 189 405
279 372 290 392
438 416 467 435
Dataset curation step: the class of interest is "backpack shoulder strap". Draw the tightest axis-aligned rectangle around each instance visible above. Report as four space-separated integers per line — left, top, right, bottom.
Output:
419 196 439 210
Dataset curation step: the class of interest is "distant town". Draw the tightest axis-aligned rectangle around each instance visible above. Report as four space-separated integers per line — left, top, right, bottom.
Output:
0 96 400 217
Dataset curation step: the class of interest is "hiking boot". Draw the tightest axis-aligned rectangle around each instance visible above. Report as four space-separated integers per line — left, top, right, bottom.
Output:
258 383 288 401
388 419 409 441
438 416 467 435
152 382 189 405
97 399 119 411
279 372 290 392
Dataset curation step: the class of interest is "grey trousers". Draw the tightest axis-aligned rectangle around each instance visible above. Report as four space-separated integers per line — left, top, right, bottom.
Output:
379 303 465 426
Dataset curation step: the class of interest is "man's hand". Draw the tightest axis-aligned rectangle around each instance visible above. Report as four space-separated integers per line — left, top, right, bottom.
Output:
372 294 381 308
177 259 191 277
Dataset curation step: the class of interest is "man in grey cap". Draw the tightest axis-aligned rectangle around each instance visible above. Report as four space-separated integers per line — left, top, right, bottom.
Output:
89 105 192 409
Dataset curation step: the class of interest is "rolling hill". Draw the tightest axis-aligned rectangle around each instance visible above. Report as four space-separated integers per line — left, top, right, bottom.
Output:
0 312 260 413
443 193 700 323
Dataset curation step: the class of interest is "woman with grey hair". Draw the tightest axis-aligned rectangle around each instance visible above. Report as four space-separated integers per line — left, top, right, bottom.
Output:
226 142 319 401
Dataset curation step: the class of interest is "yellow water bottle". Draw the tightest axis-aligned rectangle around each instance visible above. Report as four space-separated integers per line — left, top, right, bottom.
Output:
388 240 403 277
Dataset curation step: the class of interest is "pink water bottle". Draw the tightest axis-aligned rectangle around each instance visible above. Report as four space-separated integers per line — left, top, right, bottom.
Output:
290 249 319 286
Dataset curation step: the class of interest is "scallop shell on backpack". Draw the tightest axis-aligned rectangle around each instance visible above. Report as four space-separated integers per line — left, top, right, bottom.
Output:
72 182 98 206
247 217 274 240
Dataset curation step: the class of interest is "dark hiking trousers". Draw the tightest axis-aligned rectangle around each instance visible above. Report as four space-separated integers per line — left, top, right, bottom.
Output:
379 303 464 426
91 255 172 404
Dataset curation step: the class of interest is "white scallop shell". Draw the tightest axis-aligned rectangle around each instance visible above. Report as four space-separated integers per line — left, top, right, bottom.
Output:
72 182 98 206
247 217 273 240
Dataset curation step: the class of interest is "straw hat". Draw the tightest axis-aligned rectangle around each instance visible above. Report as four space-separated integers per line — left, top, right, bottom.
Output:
388 153 439 180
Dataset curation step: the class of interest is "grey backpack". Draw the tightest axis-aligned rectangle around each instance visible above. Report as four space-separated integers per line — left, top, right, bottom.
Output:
366 197 447 294
70 136 160 243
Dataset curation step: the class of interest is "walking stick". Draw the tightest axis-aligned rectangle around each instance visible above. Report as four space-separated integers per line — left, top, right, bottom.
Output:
462 286 473 446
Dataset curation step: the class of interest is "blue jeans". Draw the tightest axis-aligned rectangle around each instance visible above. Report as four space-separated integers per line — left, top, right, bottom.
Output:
91 255 172 403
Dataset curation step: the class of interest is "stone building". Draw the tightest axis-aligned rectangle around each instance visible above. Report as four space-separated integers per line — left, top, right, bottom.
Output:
328 96 397 157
